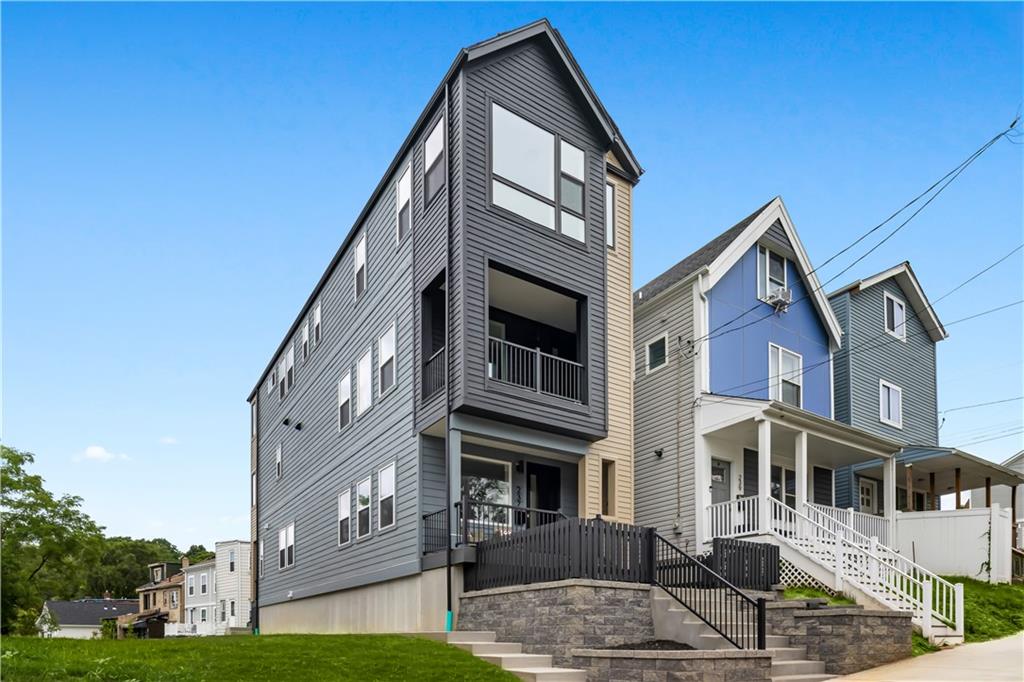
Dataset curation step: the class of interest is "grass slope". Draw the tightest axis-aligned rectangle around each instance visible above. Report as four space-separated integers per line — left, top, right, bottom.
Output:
0 634 519 681
782 586 856 605
943 576 1024 643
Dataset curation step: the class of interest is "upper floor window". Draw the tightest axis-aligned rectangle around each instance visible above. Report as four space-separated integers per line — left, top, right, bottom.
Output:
354 234 367 300
170 591 178 609
645 335 668 374
337 372 352 430
275 444 283 479
187 575 195 596
356 477 372 539
424 118 445 203
338 489 351 546
200 573 208 595
378 323 396 395
278 523 295 569
880 380 903 428
490 103 587 243
605 183 615 248
397 166 412 241
229 550 236 572
269 364 277 395
378 462 396 530
301 322 309 362
258 540 264 578
769 344 802 407
313 301 322 345
278 347 294 400
757 245 788 300
884 292 906 340
251 472 257 508
357 349 373 415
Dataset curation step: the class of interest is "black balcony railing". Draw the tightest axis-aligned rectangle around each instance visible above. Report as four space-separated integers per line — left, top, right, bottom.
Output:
456 498 563 546
422 507 449 555
488 337 583 403
422 347 445 399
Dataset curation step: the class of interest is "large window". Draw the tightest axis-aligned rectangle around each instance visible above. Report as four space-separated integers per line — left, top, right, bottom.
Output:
396 166 412 241
278 523 294 569
645 335 668 374
356 477 372 539
338 489 351 546
424 118 445 202
357 349 373 415
378 463 396 530
337 372 352 430
490 103 586 242
378 323 396 395
884 292 906 340
880 380 903 428
461 455 511 506
769 344 802 407
354 234 367 300
758 245 788 300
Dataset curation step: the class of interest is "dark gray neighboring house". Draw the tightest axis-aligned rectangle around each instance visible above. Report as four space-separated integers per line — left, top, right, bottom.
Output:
247 19 641 634
37 598 138 638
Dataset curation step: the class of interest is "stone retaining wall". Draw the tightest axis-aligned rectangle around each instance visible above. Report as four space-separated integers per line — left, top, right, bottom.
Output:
569 649 773 682
767 602 912 675
457 580 654 666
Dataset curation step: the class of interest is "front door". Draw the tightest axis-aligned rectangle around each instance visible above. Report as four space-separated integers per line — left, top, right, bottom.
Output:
711 459 731 505
858 478 877 514
527 462 561 513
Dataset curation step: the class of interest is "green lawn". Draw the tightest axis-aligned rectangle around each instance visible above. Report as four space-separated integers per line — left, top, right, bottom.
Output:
943 576 1024 643
782 586 856 605
0 634 519 681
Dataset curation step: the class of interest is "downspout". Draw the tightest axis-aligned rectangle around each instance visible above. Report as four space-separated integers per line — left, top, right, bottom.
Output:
442 78 453 633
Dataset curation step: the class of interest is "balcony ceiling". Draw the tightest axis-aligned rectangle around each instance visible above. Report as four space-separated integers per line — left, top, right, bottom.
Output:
489 268 576 332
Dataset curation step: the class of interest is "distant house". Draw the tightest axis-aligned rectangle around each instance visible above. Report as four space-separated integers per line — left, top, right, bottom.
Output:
214 540 251 634
117 561 185 638
181 558 217 635
37 597 137 639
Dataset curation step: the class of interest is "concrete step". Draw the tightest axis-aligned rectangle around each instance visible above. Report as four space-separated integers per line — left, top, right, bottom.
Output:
772 675 835 682
413 630 496 644
479 653 554 669
506 667 586 682
772 659 827 676
768 647 808 662
453 641 522 655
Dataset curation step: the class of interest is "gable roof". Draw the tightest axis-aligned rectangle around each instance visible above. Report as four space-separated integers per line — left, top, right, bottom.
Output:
636 197 844 348
42 599 138 626
828 261 948 343
247 18 642 400
1002 450 1024 469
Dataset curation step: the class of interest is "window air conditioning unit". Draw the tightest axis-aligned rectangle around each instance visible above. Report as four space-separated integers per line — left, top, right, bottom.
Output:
766 287 792 310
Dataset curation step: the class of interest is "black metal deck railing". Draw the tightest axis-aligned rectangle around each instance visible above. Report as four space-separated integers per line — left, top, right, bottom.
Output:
456 498 563 545
422 507 448 555
422 347 445 399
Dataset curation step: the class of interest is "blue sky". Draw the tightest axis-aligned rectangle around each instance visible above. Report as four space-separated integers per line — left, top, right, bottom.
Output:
3 3 1021 549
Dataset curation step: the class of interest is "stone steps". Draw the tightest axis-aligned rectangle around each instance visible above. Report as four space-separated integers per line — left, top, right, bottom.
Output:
414 631 586 681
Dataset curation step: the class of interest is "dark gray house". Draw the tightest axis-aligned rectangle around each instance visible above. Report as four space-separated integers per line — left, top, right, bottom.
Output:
247 19 641 633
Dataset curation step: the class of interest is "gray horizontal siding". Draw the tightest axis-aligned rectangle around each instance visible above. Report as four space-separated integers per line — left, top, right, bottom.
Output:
830 292 853 424
633 282 697 547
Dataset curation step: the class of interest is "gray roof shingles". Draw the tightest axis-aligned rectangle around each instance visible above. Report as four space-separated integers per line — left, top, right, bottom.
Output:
44 599 139 626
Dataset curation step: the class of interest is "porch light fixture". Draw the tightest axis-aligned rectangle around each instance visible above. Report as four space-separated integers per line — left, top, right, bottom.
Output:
515 460 524 473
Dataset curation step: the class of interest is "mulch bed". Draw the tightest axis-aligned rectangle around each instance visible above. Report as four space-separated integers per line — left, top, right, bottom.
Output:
604 640 695 651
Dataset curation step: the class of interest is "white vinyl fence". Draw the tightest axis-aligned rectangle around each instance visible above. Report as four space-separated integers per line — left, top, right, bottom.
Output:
896 504 1012 584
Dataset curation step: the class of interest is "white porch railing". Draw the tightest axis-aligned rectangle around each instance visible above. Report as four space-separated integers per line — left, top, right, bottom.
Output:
706 496 759 539
806 502 891 546
768 497 963 639
1015 520 1024 550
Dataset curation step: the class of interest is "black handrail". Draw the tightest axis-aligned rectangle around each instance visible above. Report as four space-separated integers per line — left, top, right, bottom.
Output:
455 498 562 546
422 507 448 555
422 347 445 399
653 533 766 650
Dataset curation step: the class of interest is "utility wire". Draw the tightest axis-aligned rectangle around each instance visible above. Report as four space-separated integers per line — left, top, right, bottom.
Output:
939 397 1024 415
693 118 1019 347
951 428 1024 449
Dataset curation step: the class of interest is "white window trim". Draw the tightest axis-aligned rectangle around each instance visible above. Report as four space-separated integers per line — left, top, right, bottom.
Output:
357 347 373 415
302 322 310 362
757 244 789 301
337 489 352 547
337 371 352 431
396 164 412 243
377 462 396 532
768 343 803 408
377 322 397 398
356 476 372 540
879 379 904 428
883 291 907 341
605 182 615 248
354 233 367 301
187 575 195 596
251 472 257 508
200 573 208 595
313 301 322 346
278 523 295 570
644 333 669 375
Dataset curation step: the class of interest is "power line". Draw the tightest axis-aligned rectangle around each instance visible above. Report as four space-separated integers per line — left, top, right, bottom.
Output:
939 397 1024 415
950 428 1024 449
694 119 1019 347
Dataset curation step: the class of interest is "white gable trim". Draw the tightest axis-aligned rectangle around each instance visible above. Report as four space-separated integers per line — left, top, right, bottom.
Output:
844 262 947 343
702 197 844 349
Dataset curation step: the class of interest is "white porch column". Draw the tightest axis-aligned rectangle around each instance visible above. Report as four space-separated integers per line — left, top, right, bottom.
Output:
795 431 808 512
882 455 896 537
757 418 772 534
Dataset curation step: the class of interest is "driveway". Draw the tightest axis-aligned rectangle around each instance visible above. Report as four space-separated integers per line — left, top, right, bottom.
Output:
835 634 1024 681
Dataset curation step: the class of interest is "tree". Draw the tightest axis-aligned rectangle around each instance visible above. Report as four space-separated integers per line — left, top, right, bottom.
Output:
184 544 215 564
79 536 181 599
1 445 103 634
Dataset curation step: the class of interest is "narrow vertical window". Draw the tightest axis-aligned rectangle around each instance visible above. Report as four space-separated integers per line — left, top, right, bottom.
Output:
286 346 295 390
188 575 195 596
251 472 257 508
758 245 788 300
230 601 235 617
356 477 372 539
378 463 396 530
378 323 396 395
250 400 257 438
605 182 615 248
559 140 586 242
337 489 351 546
601 459 616 517
337 372 352 430
301 322 309 361
424 117 445 203
884 292 906 340
275 444 282 479
357 349 373 414
313 301 322 345
258 540 264 578
277 359 286 400
229 550 236 572
278 523 294 569
880 381 903 428
200 573 208 595
354 234 367 300
396 166 412 241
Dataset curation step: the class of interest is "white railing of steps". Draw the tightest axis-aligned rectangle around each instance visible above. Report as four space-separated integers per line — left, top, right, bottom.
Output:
767 497 963 639
707 496 759 539
806 502 890 546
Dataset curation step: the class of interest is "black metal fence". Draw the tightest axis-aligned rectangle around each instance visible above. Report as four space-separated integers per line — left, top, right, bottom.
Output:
422 508 448 555
465 517 652 591
456 499 563 545
653 534 766 650
422 347 445 399
700 538 780 591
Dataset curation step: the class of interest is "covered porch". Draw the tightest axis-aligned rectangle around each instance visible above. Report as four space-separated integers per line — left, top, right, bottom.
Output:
698 396 901 548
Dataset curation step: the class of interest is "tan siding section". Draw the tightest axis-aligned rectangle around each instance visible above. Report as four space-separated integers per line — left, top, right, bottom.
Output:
633 282 698 547
580 161 634 522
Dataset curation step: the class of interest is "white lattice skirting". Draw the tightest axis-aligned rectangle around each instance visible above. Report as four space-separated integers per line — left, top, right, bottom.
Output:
779 557 836 595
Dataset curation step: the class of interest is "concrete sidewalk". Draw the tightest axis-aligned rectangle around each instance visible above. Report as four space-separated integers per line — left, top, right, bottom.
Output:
835 634 1024 681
